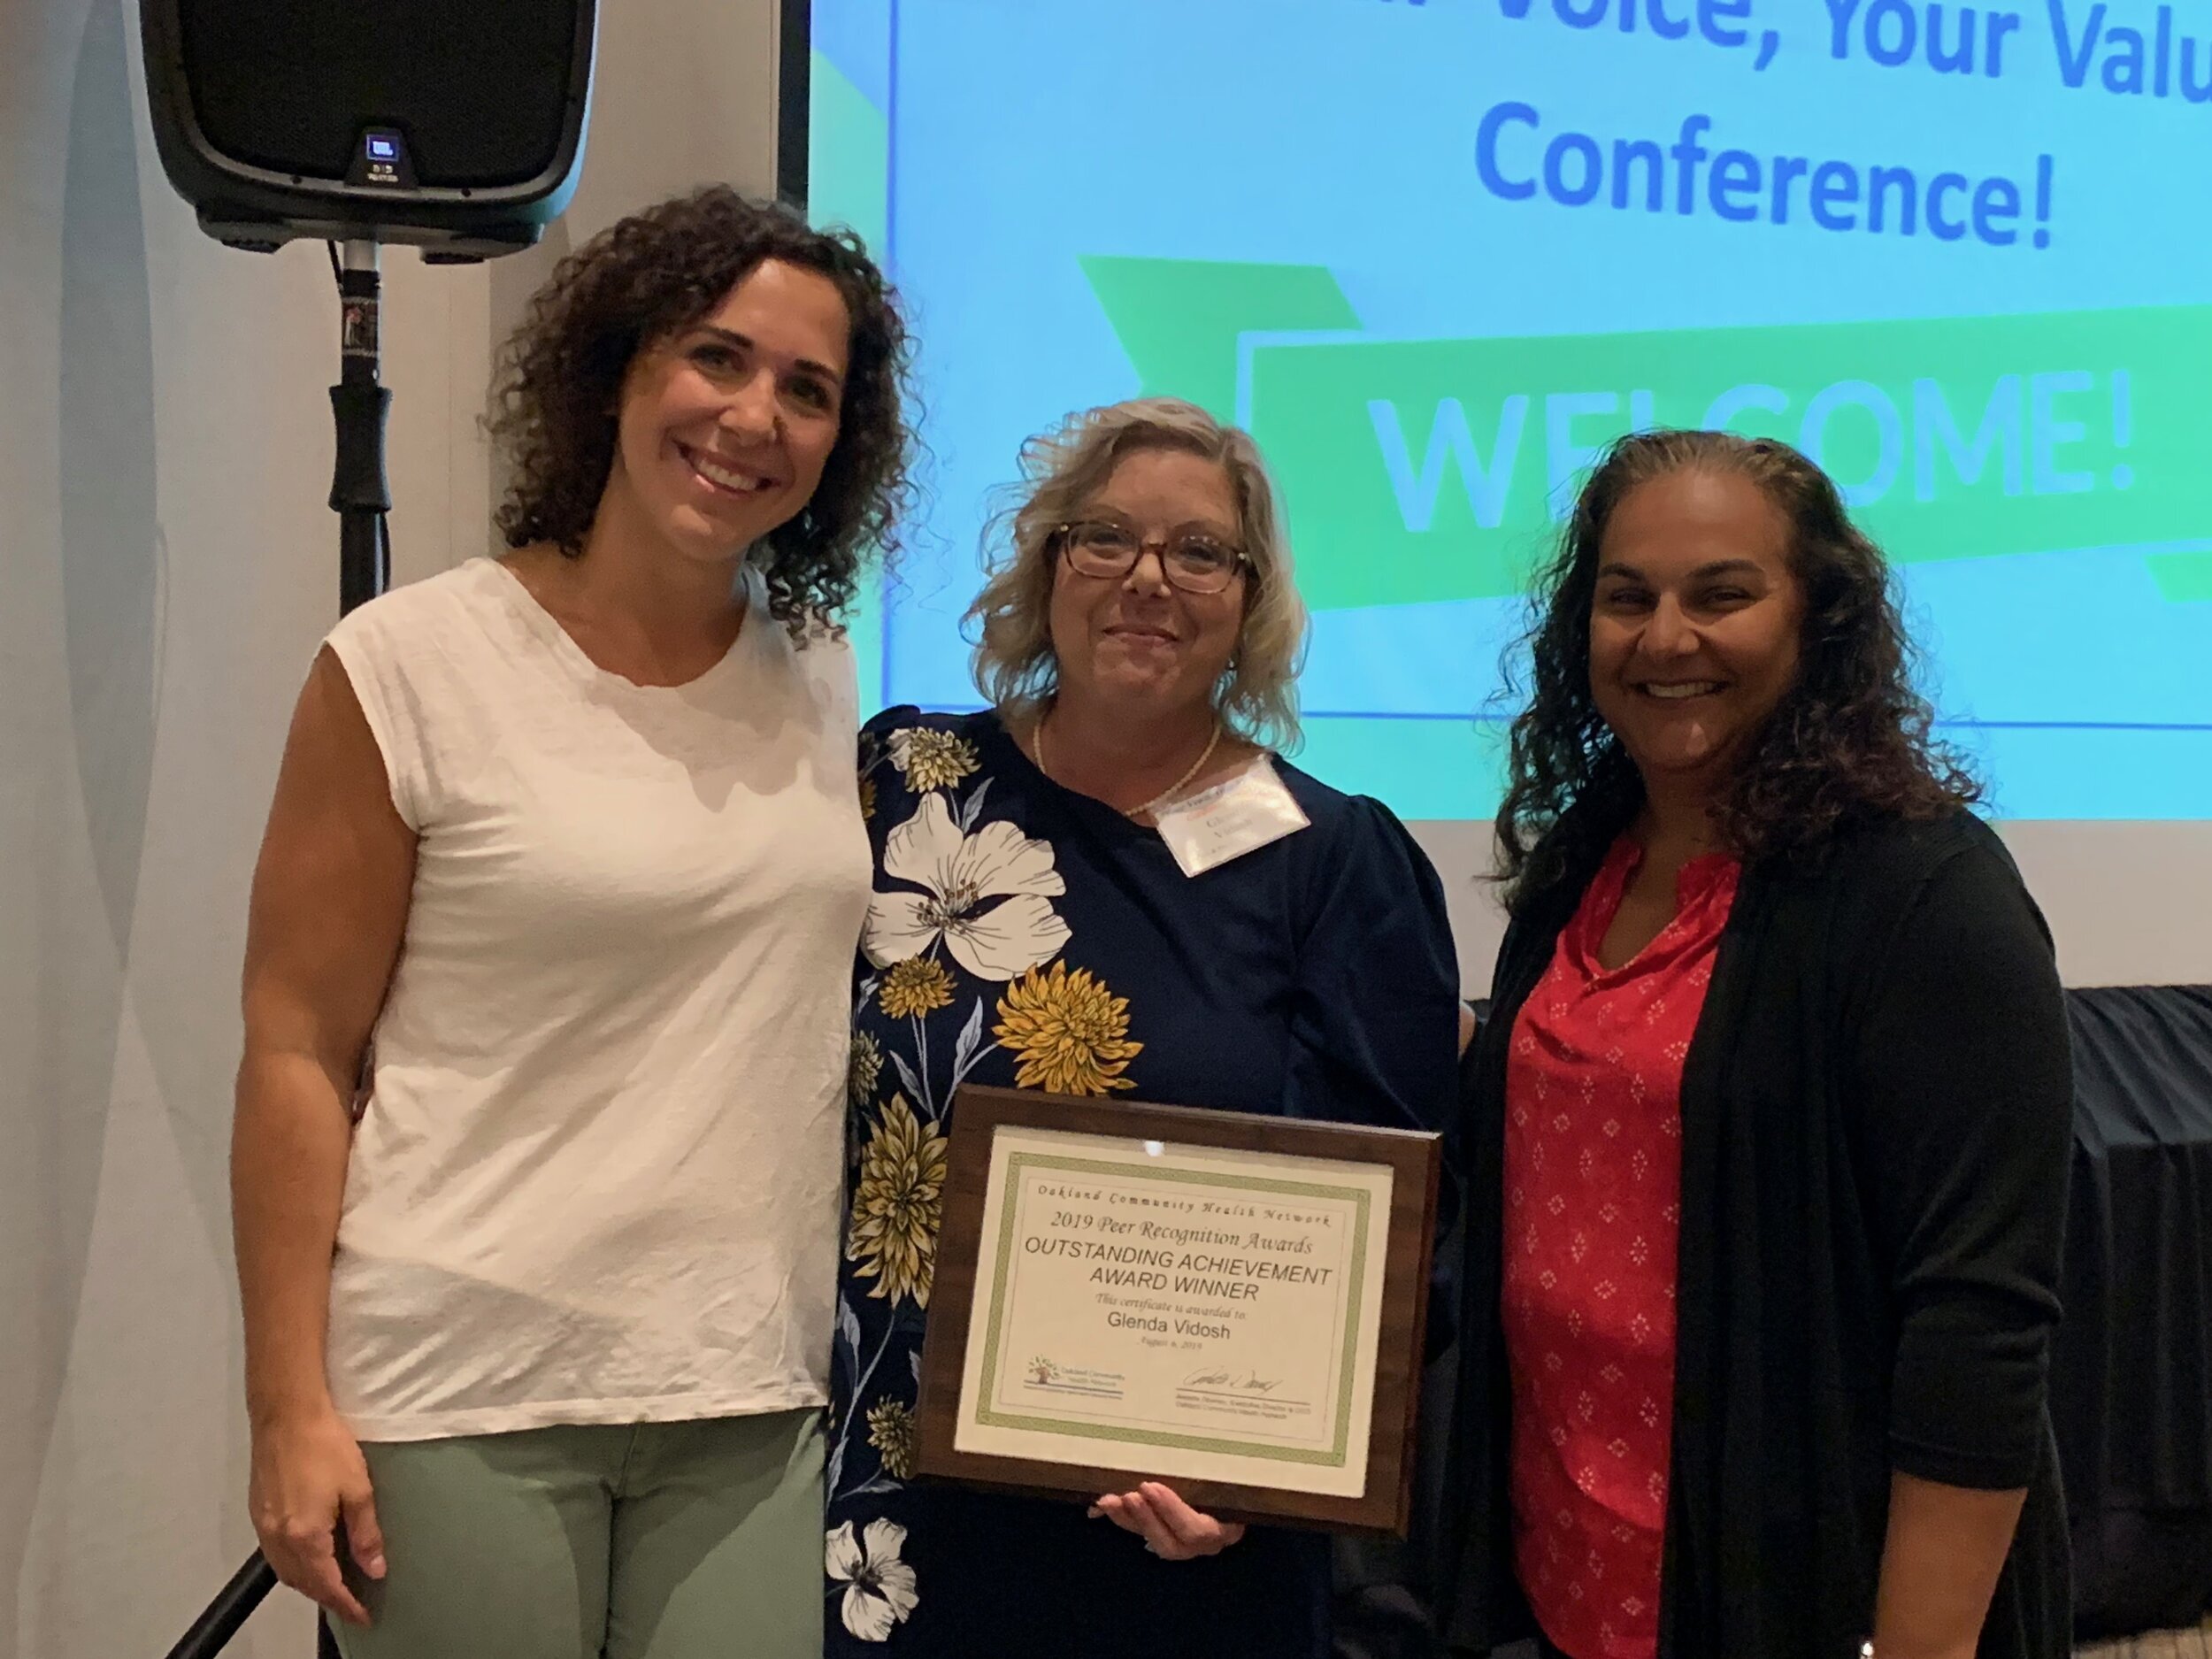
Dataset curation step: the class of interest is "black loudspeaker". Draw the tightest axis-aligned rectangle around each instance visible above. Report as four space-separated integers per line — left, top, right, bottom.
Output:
141 0 595 259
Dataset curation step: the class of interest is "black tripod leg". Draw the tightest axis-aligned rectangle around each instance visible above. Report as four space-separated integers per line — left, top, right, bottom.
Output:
162 1552 277 1659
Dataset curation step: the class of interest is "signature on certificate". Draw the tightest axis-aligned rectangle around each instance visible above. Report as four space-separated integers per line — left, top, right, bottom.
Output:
1180 1367 1284 1394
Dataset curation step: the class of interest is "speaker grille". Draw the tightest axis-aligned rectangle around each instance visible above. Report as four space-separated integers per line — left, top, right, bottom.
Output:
177 0 580 188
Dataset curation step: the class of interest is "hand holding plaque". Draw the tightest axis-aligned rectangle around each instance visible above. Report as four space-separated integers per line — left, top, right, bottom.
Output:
914 1085 1442 1534
1089 1481 1247 1558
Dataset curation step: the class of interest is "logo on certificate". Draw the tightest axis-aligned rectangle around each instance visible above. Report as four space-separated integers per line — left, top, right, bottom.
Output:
1021 1356 1126 1400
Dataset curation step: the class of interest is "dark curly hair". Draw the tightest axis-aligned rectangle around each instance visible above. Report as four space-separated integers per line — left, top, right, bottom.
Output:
488 186 912 635
1496 428 1980 912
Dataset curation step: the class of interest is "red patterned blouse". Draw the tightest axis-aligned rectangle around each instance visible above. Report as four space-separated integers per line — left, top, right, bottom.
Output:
1501 835 1741 1659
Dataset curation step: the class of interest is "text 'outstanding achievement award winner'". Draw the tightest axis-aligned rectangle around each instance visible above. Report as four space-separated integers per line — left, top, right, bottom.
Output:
916 1086 1441 1534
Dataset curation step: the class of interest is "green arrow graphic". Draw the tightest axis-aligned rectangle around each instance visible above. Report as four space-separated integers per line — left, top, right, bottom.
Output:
1079 256 1360 421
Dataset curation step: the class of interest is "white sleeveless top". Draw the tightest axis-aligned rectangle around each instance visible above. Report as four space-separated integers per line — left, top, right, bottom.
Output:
321 557 872 1441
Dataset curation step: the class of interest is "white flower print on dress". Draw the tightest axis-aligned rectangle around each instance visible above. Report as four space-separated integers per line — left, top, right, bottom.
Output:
826 1518 919 1641
863 793 1070 981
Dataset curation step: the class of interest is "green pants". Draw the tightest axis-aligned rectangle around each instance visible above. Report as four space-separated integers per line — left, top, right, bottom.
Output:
334 1409 823 1659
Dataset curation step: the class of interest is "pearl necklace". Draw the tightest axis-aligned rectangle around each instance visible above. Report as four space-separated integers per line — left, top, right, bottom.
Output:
1033 712 1222 821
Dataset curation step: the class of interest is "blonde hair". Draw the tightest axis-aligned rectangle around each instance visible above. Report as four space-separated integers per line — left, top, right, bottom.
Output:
965 398 1308 751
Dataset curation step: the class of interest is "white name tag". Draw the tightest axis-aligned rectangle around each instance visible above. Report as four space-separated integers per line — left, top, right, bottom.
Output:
1153 756 1310 877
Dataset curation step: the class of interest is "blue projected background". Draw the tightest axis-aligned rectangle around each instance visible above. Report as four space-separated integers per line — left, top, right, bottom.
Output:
809 0 2212 821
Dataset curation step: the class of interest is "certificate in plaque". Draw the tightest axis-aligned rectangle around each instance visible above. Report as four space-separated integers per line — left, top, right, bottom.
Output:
913 1085 1441 1535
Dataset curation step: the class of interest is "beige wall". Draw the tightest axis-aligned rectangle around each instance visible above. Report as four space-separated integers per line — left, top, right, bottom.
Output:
1 3 785 1655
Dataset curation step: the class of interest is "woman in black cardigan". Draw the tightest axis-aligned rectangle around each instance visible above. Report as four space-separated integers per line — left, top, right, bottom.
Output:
1440 430 2072 1659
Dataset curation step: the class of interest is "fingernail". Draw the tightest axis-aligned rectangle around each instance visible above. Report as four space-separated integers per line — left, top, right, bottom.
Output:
366 1555 387 1578
1086 1505 1102 1519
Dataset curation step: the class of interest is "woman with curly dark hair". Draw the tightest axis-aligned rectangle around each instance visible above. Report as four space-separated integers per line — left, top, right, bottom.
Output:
231 187 911 1658
1438 430 2072 1659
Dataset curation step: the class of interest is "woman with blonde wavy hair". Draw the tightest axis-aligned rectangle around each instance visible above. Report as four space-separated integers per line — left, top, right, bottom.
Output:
822 397 1460 1659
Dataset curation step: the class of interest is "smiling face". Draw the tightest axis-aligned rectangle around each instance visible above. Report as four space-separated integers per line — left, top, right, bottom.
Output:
1588 466 1806 794
605 257 850 566
1047 447 1248 723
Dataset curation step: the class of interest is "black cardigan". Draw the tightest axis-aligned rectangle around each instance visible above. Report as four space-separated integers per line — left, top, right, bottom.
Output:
1440 812 2074 1659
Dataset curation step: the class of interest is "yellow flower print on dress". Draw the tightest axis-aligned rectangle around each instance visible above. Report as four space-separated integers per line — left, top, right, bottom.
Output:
865 1399 918 1479
993 960 1143 1095
887 727 979 794
846 1094 949 1307
878 956 956 1021
848 1031 884 1104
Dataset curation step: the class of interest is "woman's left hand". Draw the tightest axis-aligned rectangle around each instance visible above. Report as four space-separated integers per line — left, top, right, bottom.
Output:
1088 1481 1247 1559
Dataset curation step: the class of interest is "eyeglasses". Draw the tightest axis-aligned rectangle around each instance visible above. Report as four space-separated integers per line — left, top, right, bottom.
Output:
1053 519 1250 595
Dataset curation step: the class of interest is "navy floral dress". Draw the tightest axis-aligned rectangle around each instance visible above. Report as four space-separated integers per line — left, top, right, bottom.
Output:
823 709 1458 1659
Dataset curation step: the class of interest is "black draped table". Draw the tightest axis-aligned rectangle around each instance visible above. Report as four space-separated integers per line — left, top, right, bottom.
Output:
2053 984 2212 1639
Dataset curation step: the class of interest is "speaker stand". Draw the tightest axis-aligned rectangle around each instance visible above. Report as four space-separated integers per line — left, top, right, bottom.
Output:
160 239 426 1659
330 239 391 617
325 239 386 1659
